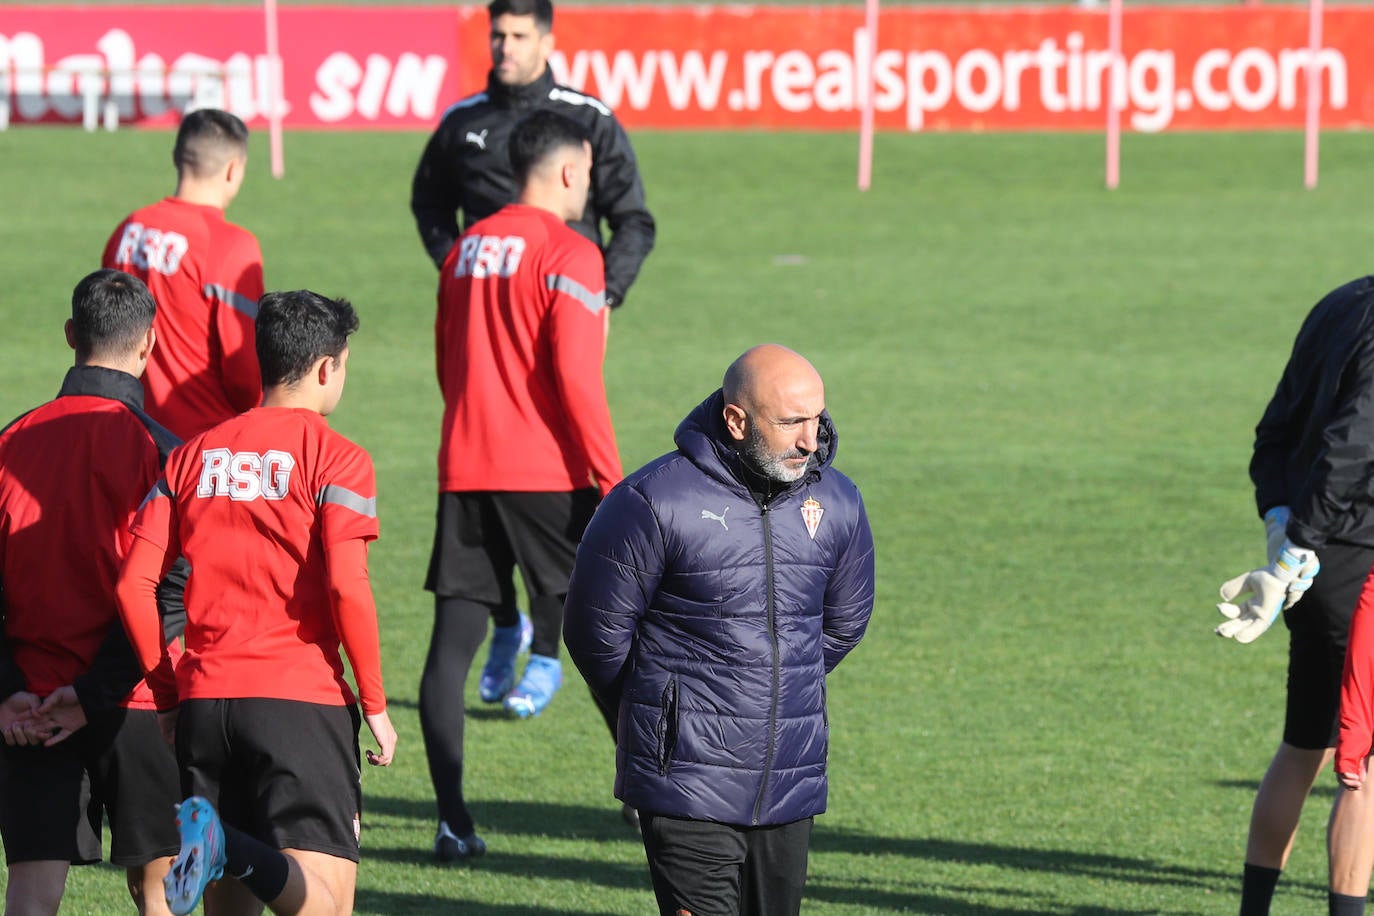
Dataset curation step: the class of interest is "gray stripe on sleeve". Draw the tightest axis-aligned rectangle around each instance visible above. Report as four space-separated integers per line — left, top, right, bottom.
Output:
203 284 259 319
546 274 606 315
138 478 174 510
316 484 377 518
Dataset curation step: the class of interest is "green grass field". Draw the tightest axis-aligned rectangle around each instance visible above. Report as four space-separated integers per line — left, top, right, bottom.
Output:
3 123 1374 914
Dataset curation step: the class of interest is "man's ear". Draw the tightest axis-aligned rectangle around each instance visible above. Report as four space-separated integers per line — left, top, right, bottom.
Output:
64 319 77 352
723 403 749 442
139 326 156 361
315 354 334 387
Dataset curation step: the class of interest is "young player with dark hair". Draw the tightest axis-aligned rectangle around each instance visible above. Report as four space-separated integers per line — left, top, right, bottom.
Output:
102 107 264 439
0 268 183 916
117 290 397 916
420 108 623 860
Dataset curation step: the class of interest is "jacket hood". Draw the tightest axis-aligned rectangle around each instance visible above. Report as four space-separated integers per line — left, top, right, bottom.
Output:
672 389 837 494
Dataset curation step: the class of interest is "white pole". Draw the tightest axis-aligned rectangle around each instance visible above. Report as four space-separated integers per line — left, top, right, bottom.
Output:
1105 0 1122 189
1303 0 1323 189
857 0 878 191
263 0 285 179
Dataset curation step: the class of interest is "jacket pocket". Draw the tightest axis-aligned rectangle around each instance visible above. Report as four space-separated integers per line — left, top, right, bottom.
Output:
656 676 679 776
821 681 829 728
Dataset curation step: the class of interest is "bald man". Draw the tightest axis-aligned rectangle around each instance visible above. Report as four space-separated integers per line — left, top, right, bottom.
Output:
564 345 876 916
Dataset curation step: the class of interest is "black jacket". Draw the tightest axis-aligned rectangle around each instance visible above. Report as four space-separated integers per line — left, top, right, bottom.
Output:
1252 275 1374 549
411 68 656 307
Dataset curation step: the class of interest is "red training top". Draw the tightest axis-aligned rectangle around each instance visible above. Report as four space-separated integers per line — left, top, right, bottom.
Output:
119 407 385 714
102 197 264 439
0 368 177 710
435 203 622 497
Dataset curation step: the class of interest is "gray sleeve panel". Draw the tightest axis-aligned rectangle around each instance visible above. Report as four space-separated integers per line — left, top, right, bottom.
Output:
138 478 174 510
203 283 260 319
317 484 378 518
546 274 606 315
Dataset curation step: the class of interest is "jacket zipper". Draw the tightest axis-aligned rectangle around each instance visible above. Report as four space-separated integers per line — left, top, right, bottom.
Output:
752 503 780 827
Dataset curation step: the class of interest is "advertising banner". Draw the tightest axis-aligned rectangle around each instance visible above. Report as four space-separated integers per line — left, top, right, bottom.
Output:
2 4 1372 131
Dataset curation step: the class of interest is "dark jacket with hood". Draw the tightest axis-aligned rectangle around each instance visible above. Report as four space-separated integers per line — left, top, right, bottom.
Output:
564 390 875 826
1252 275 1374 549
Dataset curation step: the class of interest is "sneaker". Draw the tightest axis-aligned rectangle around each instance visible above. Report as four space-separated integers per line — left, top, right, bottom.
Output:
503 654 562 719
434 820 487 862
478 612 533 703
165 796 227 916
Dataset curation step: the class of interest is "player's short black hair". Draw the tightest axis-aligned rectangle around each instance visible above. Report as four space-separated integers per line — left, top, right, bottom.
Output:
508 109 589 187
173 108 249 179
256 290 359 388
488 0 552 31
70 269 156 362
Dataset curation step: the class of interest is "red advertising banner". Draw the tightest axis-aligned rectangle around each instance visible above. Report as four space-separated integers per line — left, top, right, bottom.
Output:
2 4 1372 131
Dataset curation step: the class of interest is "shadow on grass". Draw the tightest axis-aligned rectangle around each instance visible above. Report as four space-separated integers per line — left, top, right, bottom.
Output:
354 887 625 916
362 795 1299 913
1217 777 1339 800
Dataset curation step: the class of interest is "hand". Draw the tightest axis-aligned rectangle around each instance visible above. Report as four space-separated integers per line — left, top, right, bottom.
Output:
36 686 87 747
363 709 397 767
1215 541 1321 644
1340 760 1367 791
1264 506 1291 565
157 708 178 749
0 692 44 746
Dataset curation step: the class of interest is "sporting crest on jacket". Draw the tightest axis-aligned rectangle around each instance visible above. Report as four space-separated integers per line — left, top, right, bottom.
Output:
465 129 489 149
801 497 823 539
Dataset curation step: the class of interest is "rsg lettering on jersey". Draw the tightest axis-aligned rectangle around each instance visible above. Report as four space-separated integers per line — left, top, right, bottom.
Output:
453 235 525 279
197 448 296 501
113 221 189 276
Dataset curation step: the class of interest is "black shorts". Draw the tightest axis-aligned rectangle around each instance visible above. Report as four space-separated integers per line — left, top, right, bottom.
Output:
1283 541 1374 749
424 490 600 602
0 707 180 866
176 698 362 861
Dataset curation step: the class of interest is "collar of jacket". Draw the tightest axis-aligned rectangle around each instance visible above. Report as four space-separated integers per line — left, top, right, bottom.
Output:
57 365 145 412
673 389 837 498
485 67 556 110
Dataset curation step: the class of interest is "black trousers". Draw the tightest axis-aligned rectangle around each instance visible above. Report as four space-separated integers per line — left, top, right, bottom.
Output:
640 813 813 916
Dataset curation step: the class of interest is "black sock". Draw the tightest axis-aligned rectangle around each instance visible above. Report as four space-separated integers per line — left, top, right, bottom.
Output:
1330 892 1367 916
222 822 291 904
490 603 518 629
1240 863 1281 916
529 593 564 658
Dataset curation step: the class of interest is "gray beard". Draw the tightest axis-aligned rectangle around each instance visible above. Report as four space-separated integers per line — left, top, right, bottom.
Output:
743 426 812 484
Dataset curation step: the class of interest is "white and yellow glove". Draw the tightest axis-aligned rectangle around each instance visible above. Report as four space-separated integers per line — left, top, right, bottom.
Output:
1216 539 1320 644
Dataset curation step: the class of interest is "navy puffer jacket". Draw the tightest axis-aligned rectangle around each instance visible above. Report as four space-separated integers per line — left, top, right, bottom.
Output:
564 390 875 826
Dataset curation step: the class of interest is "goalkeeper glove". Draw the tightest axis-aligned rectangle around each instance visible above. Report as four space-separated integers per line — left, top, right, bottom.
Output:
1215 540 1321 644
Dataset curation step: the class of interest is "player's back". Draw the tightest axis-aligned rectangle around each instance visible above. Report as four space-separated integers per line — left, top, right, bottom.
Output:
435 203 609 493
103 197 264 438
153 406 377 707
0 391 159 695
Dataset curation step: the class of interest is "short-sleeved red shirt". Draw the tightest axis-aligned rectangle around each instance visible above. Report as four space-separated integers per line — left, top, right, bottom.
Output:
102 198 264 439
130 407 379 707
435 203 622 496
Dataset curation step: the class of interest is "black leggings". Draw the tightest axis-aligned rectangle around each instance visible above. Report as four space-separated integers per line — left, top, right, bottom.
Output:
419 596 490 837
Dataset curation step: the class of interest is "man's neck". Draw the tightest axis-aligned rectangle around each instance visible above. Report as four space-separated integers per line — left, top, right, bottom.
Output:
262 386 321 413
173 181 226 210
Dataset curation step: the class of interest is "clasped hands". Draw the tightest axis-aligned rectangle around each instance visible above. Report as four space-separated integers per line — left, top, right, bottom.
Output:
0 686 87 748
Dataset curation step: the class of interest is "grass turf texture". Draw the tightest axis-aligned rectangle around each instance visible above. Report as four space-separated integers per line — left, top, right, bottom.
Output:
3 125 1374 913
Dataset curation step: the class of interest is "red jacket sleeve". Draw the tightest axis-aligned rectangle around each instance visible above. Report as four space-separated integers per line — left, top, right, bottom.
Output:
209 233 265 415
116 530 179 712
1337 571 1374 775
325 539 385 715
546 239 623 497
